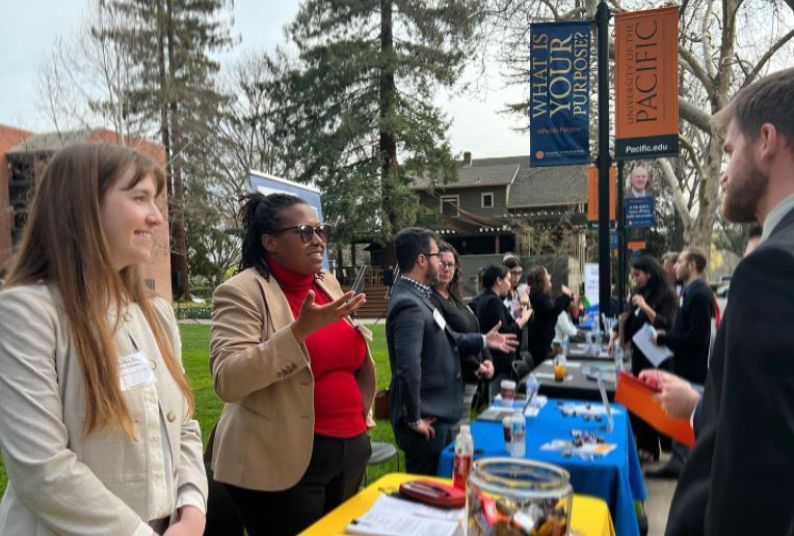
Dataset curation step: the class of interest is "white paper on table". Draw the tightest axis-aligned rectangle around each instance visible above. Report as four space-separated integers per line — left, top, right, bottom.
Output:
540 360 581 368
346 494 463 536
631 323 674 367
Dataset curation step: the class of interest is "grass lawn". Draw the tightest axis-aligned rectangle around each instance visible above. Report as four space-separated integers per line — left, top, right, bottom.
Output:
0 322 401 496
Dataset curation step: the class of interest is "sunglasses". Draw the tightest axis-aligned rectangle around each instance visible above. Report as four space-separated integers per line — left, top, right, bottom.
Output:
276 223 333 243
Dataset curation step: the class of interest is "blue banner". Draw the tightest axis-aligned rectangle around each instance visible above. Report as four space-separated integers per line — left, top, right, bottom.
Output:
625 196 656 228
530 21 591 167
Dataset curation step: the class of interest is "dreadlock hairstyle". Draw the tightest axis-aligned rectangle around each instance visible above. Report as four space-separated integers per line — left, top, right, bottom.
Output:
239 192 309 279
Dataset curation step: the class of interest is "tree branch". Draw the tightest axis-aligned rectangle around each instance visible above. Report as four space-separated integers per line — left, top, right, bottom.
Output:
740 28 794 89
678 134 707 190
678 45 714 94
659 158 693 236
679 97 713 133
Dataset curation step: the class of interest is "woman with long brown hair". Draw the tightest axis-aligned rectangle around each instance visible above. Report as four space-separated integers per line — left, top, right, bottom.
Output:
0 143 207 535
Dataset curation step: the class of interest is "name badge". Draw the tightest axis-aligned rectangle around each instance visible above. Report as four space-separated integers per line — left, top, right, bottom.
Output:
433 308 447 331
119 351 155 391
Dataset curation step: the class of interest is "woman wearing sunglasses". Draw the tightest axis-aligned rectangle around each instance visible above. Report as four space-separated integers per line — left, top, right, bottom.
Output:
208 192 375 535
0 143 206 535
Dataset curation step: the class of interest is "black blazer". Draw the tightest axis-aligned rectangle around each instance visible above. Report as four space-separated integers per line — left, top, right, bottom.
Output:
666 208 794 536
475 290 521 375
430 290 492 384
657 278 714 384
386 279 484 425
526 291 572 363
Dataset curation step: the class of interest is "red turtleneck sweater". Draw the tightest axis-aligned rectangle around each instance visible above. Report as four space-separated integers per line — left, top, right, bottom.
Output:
269 260 367 438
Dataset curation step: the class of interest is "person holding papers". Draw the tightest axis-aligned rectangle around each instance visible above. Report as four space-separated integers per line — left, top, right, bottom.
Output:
0 143 207 535
608 255 677 463
387 228 517 476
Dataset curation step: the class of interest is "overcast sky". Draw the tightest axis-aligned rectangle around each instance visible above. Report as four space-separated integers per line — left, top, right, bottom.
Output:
0 1 528 158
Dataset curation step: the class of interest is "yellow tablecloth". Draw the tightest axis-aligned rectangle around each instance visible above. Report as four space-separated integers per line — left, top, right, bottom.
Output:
300 473 616 536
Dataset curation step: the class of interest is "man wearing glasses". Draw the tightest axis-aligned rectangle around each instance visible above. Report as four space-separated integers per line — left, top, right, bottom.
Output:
387 228 518 475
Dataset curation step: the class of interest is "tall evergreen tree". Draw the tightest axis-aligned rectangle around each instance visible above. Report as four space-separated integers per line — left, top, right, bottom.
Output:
96 0 232 299
275 0 485 245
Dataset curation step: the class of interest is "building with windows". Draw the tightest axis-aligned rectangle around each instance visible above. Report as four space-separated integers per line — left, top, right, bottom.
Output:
0 125 172 299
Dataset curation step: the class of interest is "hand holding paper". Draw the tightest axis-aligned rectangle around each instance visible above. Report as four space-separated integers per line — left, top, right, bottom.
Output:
632 323 673 367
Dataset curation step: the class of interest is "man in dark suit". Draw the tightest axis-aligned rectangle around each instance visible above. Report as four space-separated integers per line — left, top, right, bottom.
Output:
387 227 517 475
654 247 714 387
665 67 794 535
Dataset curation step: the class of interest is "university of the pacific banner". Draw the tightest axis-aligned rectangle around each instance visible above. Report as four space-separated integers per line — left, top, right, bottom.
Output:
615 6 679 159
529 21 591 167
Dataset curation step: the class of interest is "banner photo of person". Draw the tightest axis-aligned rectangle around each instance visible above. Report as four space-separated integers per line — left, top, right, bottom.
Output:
529 21 591 167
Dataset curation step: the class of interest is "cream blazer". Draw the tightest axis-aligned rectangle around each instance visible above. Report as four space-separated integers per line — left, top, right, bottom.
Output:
209 268 376 491
0 285 207 536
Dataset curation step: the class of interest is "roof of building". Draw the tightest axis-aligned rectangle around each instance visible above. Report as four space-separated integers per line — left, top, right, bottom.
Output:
508 164 589 209
411 155 526 190
6 129 98 155
5 129 164 160
412 152 589 209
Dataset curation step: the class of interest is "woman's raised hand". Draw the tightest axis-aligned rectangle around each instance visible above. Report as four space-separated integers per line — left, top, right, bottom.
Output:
291 290 366 343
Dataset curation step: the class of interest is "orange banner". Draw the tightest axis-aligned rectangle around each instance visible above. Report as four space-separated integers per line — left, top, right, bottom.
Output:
615 6 679 159
587 164 616 222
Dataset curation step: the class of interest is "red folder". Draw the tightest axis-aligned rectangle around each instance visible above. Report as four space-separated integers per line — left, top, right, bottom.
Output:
615 372 695 447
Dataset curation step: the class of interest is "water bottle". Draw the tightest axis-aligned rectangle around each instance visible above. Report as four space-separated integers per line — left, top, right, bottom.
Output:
509 410 526 458
614 344 624 375
453 425 474 490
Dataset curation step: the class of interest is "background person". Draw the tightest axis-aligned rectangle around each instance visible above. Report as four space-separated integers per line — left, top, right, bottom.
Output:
608 256 678 462
476 264 530 402
525 266 574 364
209 193 375 536
0 143 207 536
431 243 494 433
387 229 516 475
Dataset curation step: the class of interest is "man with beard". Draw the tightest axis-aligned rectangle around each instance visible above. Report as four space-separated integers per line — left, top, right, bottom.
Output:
649 247 714 479
665 68 794 535
387 227 518 475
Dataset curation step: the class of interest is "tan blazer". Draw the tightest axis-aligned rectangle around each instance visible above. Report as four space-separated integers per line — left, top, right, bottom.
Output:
0 284 207 536
209 268 376 491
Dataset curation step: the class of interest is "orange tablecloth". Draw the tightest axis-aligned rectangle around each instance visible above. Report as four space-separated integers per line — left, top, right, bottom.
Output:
300 472 616 535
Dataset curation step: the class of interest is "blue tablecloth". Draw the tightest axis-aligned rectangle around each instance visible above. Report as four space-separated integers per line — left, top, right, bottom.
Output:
438 400 646 536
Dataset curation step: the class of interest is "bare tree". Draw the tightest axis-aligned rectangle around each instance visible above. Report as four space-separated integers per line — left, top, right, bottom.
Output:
37 3 157 142
488 0 794 249
212 52 296 227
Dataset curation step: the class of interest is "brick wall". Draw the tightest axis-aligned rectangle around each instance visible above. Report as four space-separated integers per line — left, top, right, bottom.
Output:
0 125 32 273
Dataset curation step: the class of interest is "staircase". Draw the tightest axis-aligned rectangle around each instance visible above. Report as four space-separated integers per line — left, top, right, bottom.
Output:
343 283 390 319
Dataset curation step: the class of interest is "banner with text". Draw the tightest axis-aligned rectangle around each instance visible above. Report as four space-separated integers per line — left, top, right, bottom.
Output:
615 6 679 160
530 21 591 167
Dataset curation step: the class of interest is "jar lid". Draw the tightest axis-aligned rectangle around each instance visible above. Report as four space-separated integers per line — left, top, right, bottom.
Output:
468 458 572 500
